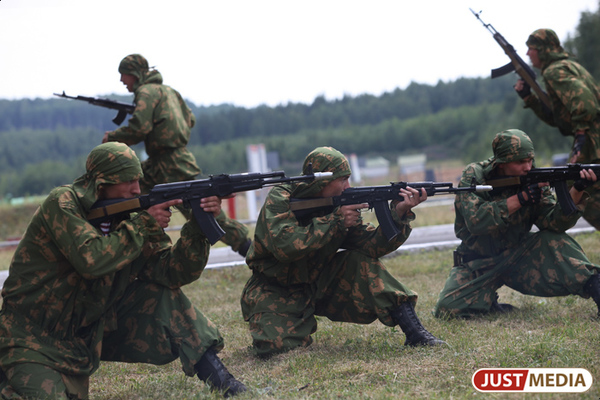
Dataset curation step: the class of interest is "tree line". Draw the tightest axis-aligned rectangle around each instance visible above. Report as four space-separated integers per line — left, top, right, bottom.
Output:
1 2 598 199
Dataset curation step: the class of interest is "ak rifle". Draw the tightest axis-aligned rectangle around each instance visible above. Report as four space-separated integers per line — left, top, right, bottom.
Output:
88 167 332 245
53 91 135 125
290 181 492 241
470 9 553 113
487 163 600 215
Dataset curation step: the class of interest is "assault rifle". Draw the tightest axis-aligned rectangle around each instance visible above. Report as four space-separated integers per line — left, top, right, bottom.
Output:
486 163 600 215
88 167 332 245
289 181 492 241
53 91 135 125
469 9 553 113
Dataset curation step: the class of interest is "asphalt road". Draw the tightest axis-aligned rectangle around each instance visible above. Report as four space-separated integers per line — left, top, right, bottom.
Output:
0 219 594 287
205 218 596 269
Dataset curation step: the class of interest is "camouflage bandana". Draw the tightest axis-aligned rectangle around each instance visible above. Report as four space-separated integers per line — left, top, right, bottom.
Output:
118 54 150 90
72 142 143 210
294 147 352 197
526 29 569 70
489 129 535 171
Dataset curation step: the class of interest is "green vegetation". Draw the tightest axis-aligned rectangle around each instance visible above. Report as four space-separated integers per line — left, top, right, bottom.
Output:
88 231 600 400
0 205 598 399
4 0 600 199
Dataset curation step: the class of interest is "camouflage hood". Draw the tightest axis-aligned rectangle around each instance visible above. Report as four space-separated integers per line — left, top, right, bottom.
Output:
484 129 536 176
292 147 351 198
526 29 569 71
118 54 163 91
72 142 143 210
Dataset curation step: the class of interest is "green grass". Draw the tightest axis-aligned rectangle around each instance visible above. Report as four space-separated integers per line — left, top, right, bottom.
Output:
83 231 600 399
1 201 599 398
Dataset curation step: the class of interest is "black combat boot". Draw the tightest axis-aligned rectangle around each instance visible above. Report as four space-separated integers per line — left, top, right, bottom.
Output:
237 238 252 257
195 348 247 397
584 274 600 317
490 293 517 314
390 302 447 347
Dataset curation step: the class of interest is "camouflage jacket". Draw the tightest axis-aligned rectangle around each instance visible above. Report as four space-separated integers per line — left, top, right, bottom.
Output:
0 185 210 377
454 158 583 260
246 183 415 287
523 30 600 161
107 71 200 183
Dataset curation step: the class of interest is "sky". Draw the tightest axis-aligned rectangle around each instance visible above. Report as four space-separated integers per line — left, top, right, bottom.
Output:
1 0 598 108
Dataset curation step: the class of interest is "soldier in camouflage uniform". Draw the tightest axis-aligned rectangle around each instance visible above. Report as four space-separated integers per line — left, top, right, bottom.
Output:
240 146 446 358
0 142 246 399
434 129 600 319
103 54 251 257
514 29 600 230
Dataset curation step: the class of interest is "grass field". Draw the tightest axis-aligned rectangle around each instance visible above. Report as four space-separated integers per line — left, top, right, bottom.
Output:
0 200 599 399
83 231 600 400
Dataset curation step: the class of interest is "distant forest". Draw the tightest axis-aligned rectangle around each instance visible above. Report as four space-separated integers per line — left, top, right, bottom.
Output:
1 2 599 199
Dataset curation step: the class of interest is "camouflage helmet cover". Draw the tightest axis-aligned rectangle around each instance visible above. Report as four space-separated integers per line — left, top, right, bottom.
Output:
294 146 352 197
72 142 143 209
525 29 568 68
491 129 535 169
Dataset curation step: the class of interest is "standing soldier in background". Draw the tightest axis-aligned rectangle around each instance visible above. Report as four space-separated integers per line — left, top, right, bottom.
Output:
514 29 600 230
103 54 251 256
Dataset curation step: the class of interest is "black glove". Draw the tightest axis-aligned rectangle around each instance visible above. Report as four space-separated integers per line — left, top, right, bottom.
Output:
515 80 531 99
572 134 586 156
573 178 595 192
517 184 542 206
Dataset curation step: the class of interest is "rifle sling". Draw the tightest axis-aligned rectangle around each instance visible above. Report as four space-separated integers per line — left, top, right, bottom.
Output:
87 198 142 220
289 197 334 211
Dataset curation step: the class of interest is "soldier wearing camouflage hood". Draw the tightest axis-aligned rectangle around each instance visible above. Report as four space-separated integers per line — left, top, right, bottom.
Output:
103 54 251 257
0 143 246 398
434 129 600 319
514 28 600 230
240 146 446 358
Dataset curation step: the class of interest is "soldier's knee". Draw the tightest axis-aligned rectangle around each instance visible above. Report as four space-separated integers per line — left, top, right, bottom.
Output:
2 364 70 399
248 312 314 358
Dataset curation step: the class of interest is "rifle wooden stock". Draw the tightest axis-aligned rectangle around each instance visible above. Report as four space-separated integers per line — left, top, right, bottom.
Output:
290 181 492 241
486 163 600 215
88 168 332 245
470 9 552 111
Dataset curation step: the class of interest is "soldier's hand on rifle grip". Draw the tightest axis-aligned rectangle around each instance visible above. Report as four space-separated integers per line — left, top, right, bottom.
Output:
517 183 543 206
341 204 367 228
147 199 183 228
570 133 586 163
200 196 222 217
514 79 531 99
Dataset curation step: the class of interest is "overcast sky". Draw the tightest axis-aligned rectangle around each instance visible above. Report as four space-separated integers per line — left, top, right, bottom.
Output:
1 0 598 108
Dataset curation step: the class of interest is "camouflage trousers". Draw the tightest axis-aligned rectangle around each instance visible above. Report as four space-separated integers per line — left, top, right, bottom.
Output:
434 230 599 319
0 281 223 399
241 250 417 358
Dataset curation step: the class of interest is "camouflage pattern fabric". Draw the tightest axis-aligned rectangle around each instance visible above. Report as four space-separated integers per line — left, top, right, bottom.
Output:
107 54 248 249
522 29 600 229
0 143 223 399
240 147 418 358
434 130 600 318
